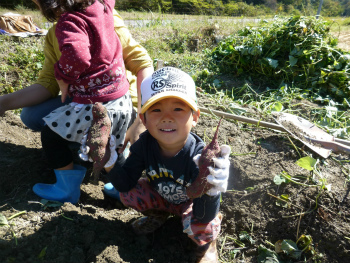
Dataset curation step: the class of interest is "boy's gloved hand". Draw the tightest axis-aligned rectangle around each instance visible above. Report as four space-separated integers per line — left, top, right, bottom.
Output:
207 145 231 195
104 135 118 169
193 145 231 196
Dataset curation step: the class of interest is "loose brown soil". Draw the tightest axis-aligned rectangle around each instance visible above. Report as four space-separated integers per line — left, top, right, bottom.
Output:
1 94 350 263
336 31 350 52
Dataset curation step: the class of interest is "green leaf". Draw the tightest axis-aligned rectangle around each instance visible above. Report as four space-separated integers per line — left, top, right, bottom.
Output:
271 102 283 112
258 245 280 263
264 58 278 68
239 231 255 244
213 79 221 88
0 214 9 226
297 234 313 251
273 174 290 185
276 194 289 208
280 194 289 201
228 103 247 115
38 246 47 260
36 62 43 69
40 199 64 208
289 55 298 67
281 240 302 259
296 156 317 171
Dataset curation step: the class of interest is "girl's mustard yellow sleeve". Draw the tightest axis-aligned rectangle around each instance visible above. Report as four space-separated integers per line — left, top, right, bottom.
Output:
113 10 153 74
34 25 61 98
113 10 153 108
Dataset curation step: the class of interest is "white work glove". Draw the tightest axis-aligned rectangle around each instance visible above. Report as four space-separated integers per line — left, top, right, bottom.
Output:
104 135 118 168
193 145 231 196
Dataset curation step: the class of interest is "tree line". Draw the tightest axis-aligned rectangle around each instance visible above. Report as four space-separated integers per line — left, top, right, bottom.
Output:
2 0 350 16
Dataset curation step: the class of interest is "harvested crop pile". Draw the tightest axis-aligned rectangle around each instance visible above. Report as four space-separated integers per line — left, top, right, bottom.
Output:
210 16 350 102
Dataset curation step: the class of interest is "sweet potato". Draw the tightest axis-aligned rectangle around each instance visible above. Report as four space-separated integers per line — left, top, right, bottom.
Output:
187 118 222 199
86 102 111 184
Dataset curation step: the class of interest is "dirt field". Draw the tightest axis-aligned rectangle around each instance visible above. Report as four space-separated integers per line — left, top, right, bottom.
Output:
336 31 350 52
1 91 350 263
0 18 350 261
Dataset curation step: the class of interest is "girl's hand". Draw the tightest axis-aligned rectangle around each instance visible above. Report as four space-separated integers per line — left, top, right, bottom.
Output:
56 78 69 103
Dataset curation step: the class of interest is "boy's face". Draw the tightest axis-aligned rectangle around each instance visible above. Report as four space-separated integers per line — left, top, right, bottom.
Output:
140 98 199 156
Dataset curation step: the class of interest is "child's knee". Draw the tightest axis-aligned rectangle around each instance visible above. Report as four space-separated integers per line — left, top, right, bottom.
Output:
119 180 164 212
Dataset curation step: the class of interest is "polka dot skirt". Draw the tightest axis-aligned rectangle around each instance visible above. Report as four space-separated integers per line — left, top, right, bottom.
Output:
43 91 133 148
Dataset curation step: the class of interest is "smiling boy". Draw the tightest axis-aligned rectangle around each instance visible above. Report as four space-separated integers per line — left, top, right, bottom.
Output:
141 97 198 157
105 67 231 263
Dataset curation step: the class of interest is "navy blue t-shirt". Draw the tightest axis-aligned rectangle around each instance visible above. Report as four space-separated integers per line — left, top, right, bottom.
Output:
108 131 204 204
107 130 220 222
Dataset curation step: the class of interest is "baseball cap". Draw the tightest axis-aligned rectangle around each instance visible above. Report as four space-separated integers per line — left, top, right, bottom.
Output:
140 67 198 114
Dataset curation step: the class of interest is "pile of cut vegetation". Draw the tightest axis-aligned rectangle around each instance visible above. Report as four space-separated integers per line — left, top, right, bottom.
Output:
210 16 350 105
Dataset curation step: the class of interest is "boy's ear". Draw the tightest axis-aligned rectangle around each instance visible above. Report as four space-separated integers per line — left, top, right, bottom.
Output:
139 113 146 126
192 109 200 127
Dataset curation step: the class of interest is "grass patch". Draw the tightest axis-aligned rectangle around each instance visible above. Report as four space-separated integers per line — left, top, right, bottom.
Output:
0 9 349 139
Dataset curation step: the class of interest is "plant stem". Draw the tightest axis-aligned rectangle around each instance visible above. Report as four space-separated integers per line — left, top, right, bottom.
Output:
10 228 18 246
280 172 319 188
8 211 26 220
267 192 304 209
287 136 301 158
61 213 74 221
282 190 323 218
231 152 256 156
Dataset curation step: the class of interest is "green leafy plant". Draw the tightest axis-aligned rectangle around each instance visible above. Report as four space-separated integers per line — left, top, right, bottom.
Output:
274 156 330 190
219 231 256 261
0 211 26 246
239 230 255 245
258 235 320 263
210 16 350 104
7 46 44 82
40 199 64 209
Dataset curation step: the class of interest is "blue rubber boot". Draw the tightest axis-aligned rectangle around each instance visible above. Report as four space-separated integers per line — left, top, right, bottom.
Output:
103 183 120 201
33 165 86 204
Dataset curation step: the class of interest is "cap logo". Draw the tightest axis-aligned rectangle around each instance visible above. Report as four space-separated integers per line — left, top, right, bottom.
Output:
150 71 186 92
151 77 166 91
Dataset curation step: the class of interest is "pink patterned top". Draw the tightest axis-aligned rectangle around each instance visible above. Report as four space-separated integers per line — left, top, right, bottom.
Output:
54 0 129 104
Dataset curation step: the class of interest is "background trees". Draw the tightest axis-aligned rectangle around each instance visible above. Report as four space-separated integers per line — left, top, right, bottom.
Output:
0 0 349 17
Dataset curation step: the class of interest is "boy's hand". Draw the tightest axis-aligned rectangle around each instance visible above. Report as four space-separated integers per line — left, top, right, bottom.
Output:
104 135 118 172
206 145 231 196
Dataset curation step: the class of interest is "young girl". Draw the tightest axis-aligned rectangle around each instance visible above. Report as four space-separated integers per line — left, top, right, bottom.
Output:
32 0 133 204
